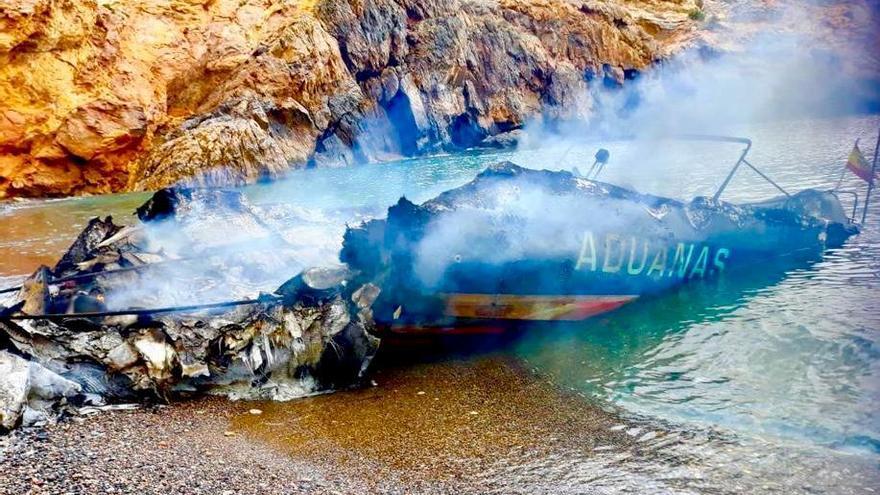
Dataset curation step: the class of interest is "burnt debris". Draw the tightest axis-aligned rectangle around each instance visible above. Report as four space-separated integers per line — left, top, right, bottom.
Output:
0 188 380 431
0 161 861 430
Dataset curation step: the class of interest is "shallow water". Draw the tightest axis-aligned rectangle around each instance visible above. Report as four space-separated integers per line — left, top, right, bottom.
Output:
2 114 879 492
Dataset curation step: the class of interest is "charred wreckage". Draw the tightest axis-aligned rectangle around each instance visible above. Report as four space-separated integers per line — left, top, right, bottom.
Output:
0 137 862 430
0 189 380 430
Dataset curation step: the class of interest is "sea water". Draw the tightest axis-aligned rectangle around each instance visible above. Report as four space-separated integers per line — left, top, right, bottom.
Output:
1 114 878 493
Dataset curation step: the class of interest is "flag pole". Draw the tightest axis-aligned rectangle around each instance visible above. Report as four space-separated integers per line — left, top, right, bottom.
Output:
835 139 858 191
861 127 880 224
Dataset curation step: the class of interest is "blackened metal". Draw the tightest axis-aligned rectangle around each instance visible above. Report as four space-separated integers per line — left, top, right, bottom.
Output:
3 294 282 321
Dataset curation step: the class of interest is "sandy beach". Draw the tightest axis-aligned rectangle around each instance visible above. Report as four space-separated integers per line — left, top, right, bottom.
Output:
4 350 880 494
1 354 643 495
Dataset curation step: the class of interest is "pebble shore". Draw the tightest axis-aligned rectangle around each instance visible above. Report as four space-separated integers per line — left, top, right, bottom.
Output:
0 355 623 495
5 354 877 495
0 399 391 495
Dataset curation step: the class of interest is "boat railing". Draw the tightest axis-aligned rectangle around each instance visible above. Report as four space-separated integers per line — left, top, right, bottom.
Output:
663 134 791 202
568 134 792 201
829 189 861 224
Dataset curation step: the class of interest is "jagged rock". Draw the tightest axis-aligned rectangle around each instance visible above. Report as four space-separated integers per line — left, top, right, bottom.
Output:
54 100 148 161
134 97 319 190
0 0 722 198
481 129 526 149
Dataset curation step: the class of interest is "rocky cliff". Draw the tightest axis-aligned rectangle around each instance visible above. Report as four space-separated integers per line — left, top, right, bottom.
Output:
0 0 876 198
0 0 710 198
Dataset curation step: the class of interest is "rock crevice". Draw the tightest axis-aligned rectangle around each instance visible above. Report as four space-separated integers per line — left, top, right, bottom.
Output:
0 0 709 197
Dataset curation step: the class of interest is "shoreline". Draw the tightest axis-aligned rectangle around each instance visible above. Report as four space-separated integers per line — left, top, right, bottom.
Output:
3 352 879 494
1 354 642 494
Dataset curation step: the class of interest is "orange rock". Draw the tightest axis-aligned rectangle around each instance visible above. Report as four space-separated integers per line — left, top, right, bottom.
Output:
0 0 873 197
54 100 147 160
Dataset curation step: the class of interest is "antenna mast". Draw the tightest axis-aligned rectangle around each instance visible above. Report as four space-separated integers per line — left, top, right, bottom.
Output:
861 127 880 224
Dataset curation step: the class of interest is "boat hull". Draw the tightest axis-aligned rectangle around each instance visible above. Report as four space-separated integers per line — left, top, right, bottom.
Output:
342 162 859 335
441 293 638 320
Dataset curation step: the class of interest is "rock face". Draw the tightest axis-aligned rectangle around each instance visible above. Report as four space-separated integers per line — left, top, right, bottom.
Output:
0 188 381 418
1 0 876 198
0 0 710 198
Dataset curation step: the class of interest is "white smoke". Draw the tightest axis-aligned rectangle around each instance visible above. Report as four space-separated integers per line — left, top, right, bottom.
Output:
102 196 351 310
512 2 879 199
406 2 879 290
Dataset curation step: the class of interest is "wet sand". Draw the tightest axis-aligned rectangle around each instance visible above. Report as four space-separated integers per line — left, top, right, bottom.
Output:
1 398 381 495
231 352 643 493
0 353 655 495
3 352 878 494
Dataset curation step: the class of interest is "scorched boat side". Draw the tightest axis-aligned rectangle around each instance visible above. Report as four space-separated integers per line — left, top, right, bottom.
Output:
341 136 861 335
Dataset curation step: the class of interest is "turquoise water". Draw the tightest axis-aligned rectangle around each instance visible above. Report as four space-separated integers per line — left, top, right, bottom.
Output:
1 114 879 491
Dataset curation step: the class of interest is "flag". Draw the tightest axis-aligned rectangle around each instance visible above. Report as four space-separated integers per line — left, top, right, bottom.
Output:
847 142 877 183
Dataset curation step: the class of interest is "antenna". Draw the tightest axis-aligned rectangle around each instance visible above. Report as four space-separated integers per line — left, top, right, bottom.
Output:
861 127 880 224
557 142 576 168
587 148 610 179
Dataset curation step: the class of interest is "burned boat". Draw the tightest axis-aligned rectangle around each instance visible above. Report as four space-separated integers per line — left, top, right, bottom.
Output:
343 138 860 335
0 189 381 423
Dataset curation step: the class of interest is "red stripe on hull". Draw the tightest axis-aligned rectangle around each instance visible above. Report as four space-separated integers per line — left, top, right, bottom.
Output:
442 293 637 321
385 294 638 335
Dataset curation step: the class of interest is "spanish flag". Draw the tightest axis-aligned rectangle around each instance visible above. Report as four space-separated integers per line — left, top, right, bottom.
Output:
847 142 877 183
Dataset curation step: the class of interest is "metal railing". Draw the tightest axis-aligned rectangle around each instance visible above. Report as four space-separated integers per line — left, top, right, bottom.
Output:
563 133 791 201
664 134 790 202
829 189 861 224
